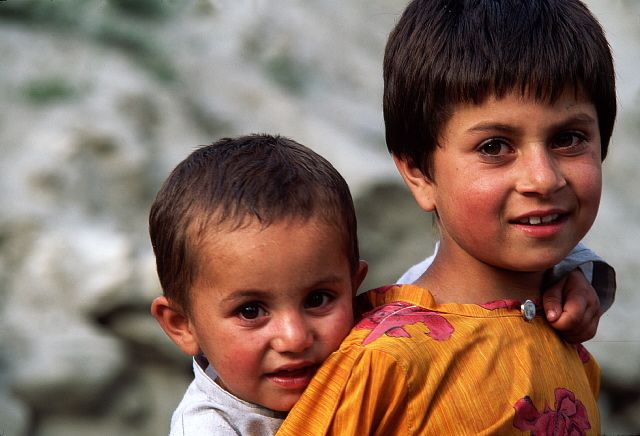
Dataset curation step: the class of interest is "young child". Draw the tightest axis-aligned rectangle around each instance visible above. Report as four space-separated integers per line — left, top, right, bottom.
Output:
277 0 616 434
149 134 367 435
150 134 609 435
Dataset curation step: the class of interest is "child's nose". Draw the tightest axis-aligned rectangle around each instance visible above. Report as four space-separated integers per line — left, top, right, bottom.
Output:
515 146 567 197
270 313 314 354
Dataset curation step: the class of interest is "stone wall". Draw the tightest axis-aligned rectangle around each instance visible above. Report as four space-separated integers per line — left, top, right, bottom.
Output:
0 1 638 435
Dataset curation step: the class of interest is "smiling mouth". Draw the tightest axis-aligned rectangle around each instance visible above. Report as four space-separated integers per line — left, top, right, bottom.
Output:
516 213 561 225
266 365 318 389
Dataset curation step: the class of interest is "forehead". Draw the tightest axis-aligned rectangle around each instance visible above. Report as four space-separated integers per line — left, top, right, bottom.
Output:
188 216 353 298
442 88 597 132
194 214 349 267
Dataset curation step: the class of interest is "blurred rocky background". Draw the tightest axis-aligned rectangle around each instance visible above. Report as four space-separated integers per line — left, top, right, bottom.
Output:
0 1 637 435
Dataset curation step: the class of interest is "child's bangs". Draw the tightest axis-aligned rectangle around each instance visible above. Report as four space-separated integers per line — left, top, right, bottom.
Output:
444 26 606 109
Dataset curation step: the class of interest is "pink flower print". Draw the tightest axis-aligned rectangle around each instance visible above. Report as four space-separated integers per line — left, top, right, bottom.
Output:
355 301 454 346
513 388 591 435
480 299 541 311
480 299 522 311
574 344 591 364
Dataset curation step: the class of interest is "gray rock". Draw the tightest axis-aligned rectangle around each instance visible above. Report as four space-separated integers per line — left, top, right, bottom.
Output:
0 393 30 436
8 225 133 316
8 323 126 412
0 1 637 435
107 308 188 364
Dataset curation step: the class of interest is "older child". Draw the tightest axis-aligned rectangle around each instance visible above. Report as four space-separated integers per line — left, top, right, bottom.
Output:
277 0 616 434
150 134 608 436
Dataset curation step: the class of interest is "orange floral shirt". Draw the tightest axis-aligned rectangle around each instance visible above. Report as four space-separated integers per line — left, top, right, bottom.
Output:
277 284 600 435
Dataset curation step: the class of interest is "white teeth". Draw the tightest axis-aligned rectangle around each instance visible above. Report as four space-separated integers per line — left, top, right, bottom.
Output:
518 214 559 225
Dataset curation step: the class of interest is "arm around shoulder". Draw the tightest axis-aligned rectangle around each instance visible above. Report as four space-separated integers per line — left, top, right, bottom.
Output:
549 242 616 312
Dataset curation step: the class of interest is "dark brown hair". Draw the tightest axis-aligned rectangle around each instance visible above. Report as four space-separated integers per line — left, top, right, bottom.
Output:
149 134 359 312
384 0 616 178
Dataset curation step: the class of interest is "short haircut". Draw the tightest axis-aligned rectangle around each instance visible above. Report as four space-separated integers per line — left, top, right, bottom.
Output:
384 0 616 178
149 134 359 312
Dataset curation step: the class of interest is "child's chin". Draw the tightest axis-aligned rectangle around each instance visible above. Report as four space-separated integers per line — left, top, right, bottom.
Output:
264 395 300 412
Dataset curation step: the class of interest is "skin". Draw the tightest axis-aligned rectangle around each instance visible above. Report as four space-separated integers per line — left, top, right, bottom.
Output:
395 89 602 305
151 216 367 411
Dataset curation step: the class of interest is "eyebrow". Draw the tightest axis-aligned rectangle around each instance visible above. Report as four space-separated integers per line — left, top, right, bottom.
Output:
220 290 273 305
467 123 519 135
466 113 597 135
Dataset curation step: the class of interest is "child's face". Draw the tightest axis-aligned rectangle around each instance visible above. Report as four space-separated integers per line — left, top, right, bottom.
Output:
187 217 365 411
424 89 602 273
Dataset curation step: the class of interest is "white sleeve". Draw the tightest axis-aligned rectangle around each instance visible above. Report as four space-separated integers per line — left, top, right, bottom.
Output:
396 242 439 284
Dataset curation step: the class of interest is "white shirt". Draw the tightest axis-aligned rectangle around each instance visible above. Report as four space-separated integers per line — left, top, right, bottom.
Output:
169 355 286 436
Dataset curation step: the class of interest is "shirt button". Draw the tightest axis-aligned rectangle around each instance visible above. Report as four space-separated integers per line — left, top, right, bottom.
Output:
521 299 536 321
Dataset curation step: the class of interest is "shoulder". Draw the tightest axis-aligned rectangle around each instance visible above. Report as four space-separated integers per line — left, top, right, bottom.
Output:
170 393 238 436
169 379 235 435
353 299 454 349
312 300 453 389
170 374 284 436
279 347 414 435
170 410 239 436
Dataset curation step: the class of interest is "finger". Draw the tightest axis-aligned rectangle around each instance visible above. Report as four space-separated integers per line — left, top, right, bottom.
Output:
563 316 599 344
575 303 600 343
552 291 587 332
559 269 601 342
565 268 598 309
586 287 601 318
542 276 566 323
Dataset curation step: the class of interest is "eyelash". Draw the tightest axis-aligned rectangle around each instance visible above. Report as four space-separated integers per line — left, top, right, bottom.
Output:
304 291 334 309
551 131 589 152
476 138 512 161
235 303 267 322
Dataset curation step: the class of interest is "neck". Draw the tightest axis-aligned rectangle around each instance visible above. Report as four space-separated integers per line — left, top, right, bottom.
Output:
415 242 546 305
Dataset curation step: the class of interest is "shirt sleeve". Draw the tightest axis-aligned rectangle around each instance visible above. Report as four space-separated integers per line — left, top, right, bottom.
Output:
276 349 411 436
396 242 439 284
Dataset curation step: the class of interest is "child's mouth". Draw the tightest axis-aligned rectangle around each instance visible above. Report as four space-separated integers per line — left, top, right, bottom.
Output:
266 365 318 389
517 213 560 225
511 212 569 238
513 213 567 226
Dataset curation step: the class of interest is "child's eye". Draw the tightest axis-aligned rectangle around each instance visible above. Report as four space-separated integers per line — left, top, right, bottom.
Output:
551 132 587 151
237 303 267 320
304 291 333 309
477 139 512 157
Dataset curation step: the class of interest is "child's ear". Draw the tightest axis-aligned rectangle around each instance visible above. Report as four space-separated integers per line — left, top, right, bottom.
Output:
393 154 437 212
352 260 368 295
150 296 200 356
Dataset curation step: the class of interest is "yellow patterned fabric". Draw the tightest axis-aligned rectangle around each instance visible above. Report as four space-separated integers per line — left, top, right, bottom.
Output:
277 284 600 435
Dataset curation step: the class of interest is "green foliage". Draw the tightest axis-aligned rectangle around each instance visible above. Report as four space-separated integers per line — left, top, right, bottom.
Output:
265 54 309 95
94 20 176 81
0 0 178 23
0 0 177 82
23 77 78 104
0 0 83 27
244 34 312 95
108 0 174 19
